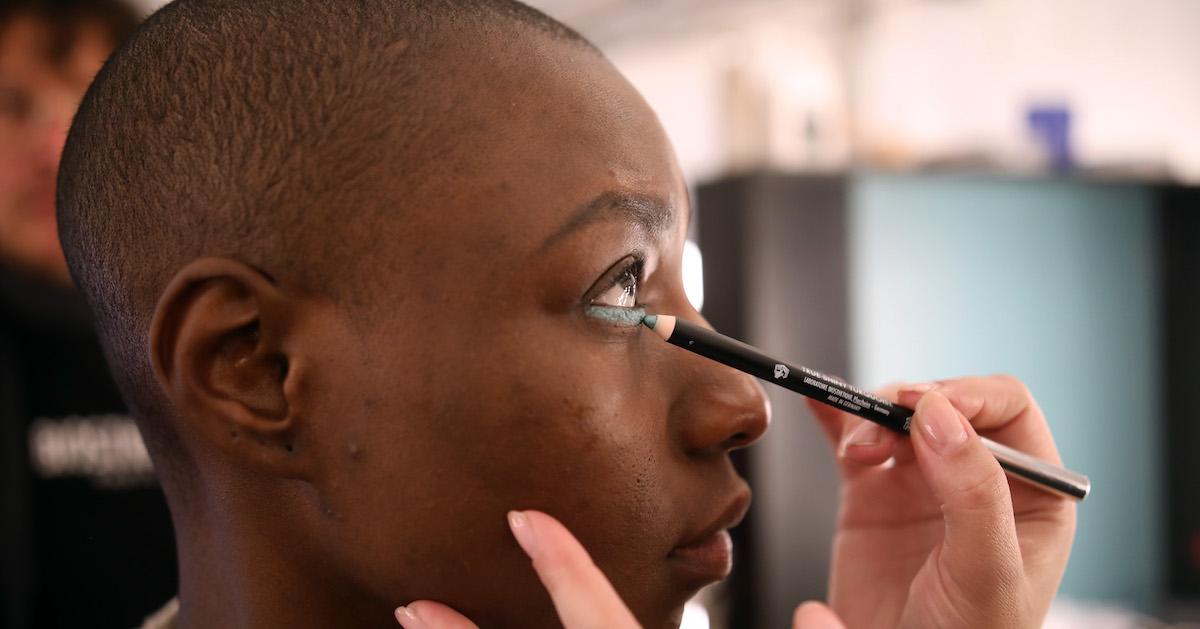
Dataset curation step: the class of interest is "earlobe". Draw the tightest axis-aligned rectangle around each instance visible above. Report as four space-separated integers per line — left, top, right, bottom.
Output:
150 257 309 478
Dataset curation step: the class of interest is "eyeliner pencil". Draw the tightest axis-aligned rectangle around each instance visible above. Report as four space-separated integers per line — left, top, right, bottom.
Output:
642 314 1091 501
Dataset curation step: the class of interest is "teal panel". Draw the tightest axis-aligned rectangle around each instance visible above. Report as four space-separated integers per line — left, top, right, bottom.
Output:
849 172 1161 608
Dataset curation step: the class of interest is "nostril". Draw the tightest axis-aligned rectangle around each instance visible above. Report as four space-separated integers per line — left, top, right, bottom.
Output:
731 432 748 443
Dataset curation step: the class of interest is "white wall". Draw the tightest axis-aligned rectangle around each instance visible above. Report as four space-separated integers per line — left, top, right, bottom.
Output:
132 0 1200 182
590 0 1200 184
602 1 851 183
852 0 1200 182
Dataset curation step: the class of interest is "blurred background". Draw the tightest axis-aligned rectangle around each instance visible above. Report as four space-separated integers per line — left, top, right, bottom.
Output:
2 0 1197 627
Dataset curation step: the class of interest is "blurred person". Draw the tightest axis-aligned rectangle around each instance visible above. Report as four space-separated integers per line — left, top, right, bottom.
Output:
0 1 178 628
57 1 1075 627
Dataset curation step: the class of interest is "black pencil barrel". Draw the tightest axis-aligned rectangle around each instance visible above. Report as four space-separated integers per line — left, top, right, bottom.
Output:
658 316 1091 501
665 318 913 433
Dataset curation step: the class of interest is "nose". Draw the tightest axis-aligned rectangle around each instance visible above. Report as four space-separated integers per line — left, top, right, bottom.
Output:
665 312 771 456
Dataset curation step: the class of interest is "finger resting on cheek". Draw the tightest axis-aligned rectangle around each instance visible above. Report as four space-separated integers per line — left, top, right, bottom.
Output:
519 511 640 628
792 601 846 629
395 601 481 629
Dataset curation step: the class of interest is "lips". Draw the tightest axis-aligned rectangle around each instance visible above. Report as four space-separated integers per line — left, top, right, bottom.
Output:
668 488 751 584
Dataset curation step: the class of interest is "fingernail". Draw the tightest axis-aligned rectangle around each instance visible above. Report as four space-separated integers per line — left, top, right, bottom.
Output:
508 510 537 556
916 392 967 454
897 382 939 408
394 605 424 628
841 421 883 455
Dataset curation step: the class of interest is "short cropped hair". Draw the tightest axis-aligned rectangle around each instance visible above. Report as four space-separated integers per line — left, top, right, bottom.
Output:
57 0 596 463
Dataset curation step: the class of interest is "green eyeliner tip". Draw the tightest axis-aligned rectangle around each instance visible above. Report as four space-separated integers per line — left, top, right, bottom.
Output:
642 314 657 329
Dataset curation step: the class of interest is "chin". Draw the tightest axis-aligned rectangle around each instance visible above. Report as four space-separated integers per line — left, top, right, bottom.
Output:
628 583 710 629
659 605 688 629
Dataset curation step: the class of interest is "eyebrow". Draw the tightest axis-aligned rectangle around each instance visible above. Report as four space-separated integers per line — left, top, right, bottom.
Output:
540 190 678 251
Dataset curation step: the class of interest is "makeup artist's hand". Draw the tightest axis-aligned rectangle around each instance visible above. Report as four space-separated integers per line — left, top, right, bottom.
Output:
394 509 642 629
394 376 1076 629
803 376 1077 629
393 511 842 629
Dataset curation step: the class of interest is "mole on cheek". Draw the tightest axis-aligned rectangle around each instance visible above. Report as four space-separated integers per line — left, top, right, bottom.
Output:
347 440 363 461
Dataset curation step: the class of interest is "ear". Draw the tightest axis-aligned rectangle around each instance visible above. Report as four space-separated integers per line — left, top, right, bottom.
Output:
150 257 310 480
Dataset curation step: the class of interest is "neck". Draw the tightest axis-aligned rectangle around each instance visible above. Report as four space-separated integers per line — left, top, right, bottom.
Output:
168 485 395 629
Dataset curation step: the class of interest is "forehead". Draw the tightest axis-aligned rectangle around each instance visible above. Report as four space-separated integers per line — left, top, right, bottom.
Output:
392 32 687 261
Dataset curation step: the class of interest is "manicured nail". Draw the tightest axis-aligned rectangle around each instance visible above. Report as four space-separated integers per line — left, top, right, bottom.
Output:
897 382 939 408
394 605 424 628
841 421 883 455
508 510 537 556
916 392 967 454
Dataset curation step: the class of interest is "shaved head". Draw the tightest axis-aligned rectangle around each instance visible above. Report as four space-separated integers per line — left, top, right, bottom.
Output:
54 2 770 626
57 0 596 458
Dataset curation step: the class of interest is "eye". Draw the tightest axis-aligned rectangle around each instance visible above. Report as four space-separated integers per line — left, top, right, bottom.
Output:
588 256 643 308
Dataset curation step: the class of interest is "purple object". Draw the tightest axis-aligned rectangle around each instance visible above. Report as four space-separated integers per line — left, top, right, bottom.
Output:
1027 105 1073 171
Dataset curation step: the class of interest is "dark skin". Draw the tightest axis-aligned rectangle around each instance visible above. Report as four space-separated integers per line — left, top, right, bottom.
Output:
148 30 769 629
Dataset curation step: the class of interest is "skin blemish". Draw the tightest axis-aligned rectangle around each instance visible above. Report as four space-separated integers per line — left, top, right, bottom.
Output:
584 305 646 327
320 501 342 521
347 440 362 461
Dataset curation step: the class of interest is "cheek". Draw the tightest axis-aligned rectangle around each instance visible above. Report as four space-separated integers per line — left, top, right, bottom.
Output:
438 330 671 541
314 322 680 619
441 337 680 617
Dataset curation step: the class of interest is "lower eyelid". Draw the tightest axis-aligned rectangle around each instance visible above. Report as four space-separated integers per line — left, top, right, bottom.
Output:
584 304 647 327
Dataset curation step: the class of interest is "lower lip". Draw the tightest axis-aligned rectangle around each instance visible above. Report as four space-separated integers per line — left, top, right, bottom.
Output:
668 529 733 583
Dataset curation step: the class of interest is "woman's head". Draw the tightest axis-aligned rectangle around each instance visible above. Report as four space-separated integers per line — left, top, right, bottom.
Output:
0 0 136 281
57 1 770 626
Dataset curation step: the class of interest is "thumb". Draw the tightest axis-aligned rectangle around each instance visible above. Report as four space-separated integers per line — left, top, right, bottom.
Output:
792 602 845 629
910 391 1024 605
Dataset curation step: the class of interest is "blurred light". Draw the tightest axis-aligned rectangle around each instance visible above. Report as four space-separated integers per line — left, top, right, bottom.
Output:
681 600 711 629
683 239 704 311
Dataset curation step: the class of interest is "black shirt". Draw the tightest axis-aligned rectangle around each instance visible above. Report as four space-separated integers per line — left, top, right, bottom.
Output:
0 264 177 628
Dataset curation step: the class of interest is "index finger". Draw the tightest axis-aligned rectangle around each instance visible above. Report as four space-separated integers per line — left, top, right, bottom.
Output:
508 510 641 629
897 375 1060 464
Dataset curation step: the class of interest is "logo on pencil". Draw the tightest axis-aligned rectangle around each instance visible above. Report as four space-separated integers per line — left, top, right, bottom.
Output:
773 364 789 379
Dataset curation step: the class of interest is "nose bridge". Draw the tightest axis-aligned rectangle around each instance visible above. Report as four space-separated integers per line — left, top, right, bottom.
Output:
663 312 771 455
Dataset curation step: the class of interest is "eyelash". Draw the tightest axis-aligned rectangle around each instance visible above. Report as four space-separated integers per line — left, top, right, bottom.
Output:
598 256 645 307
